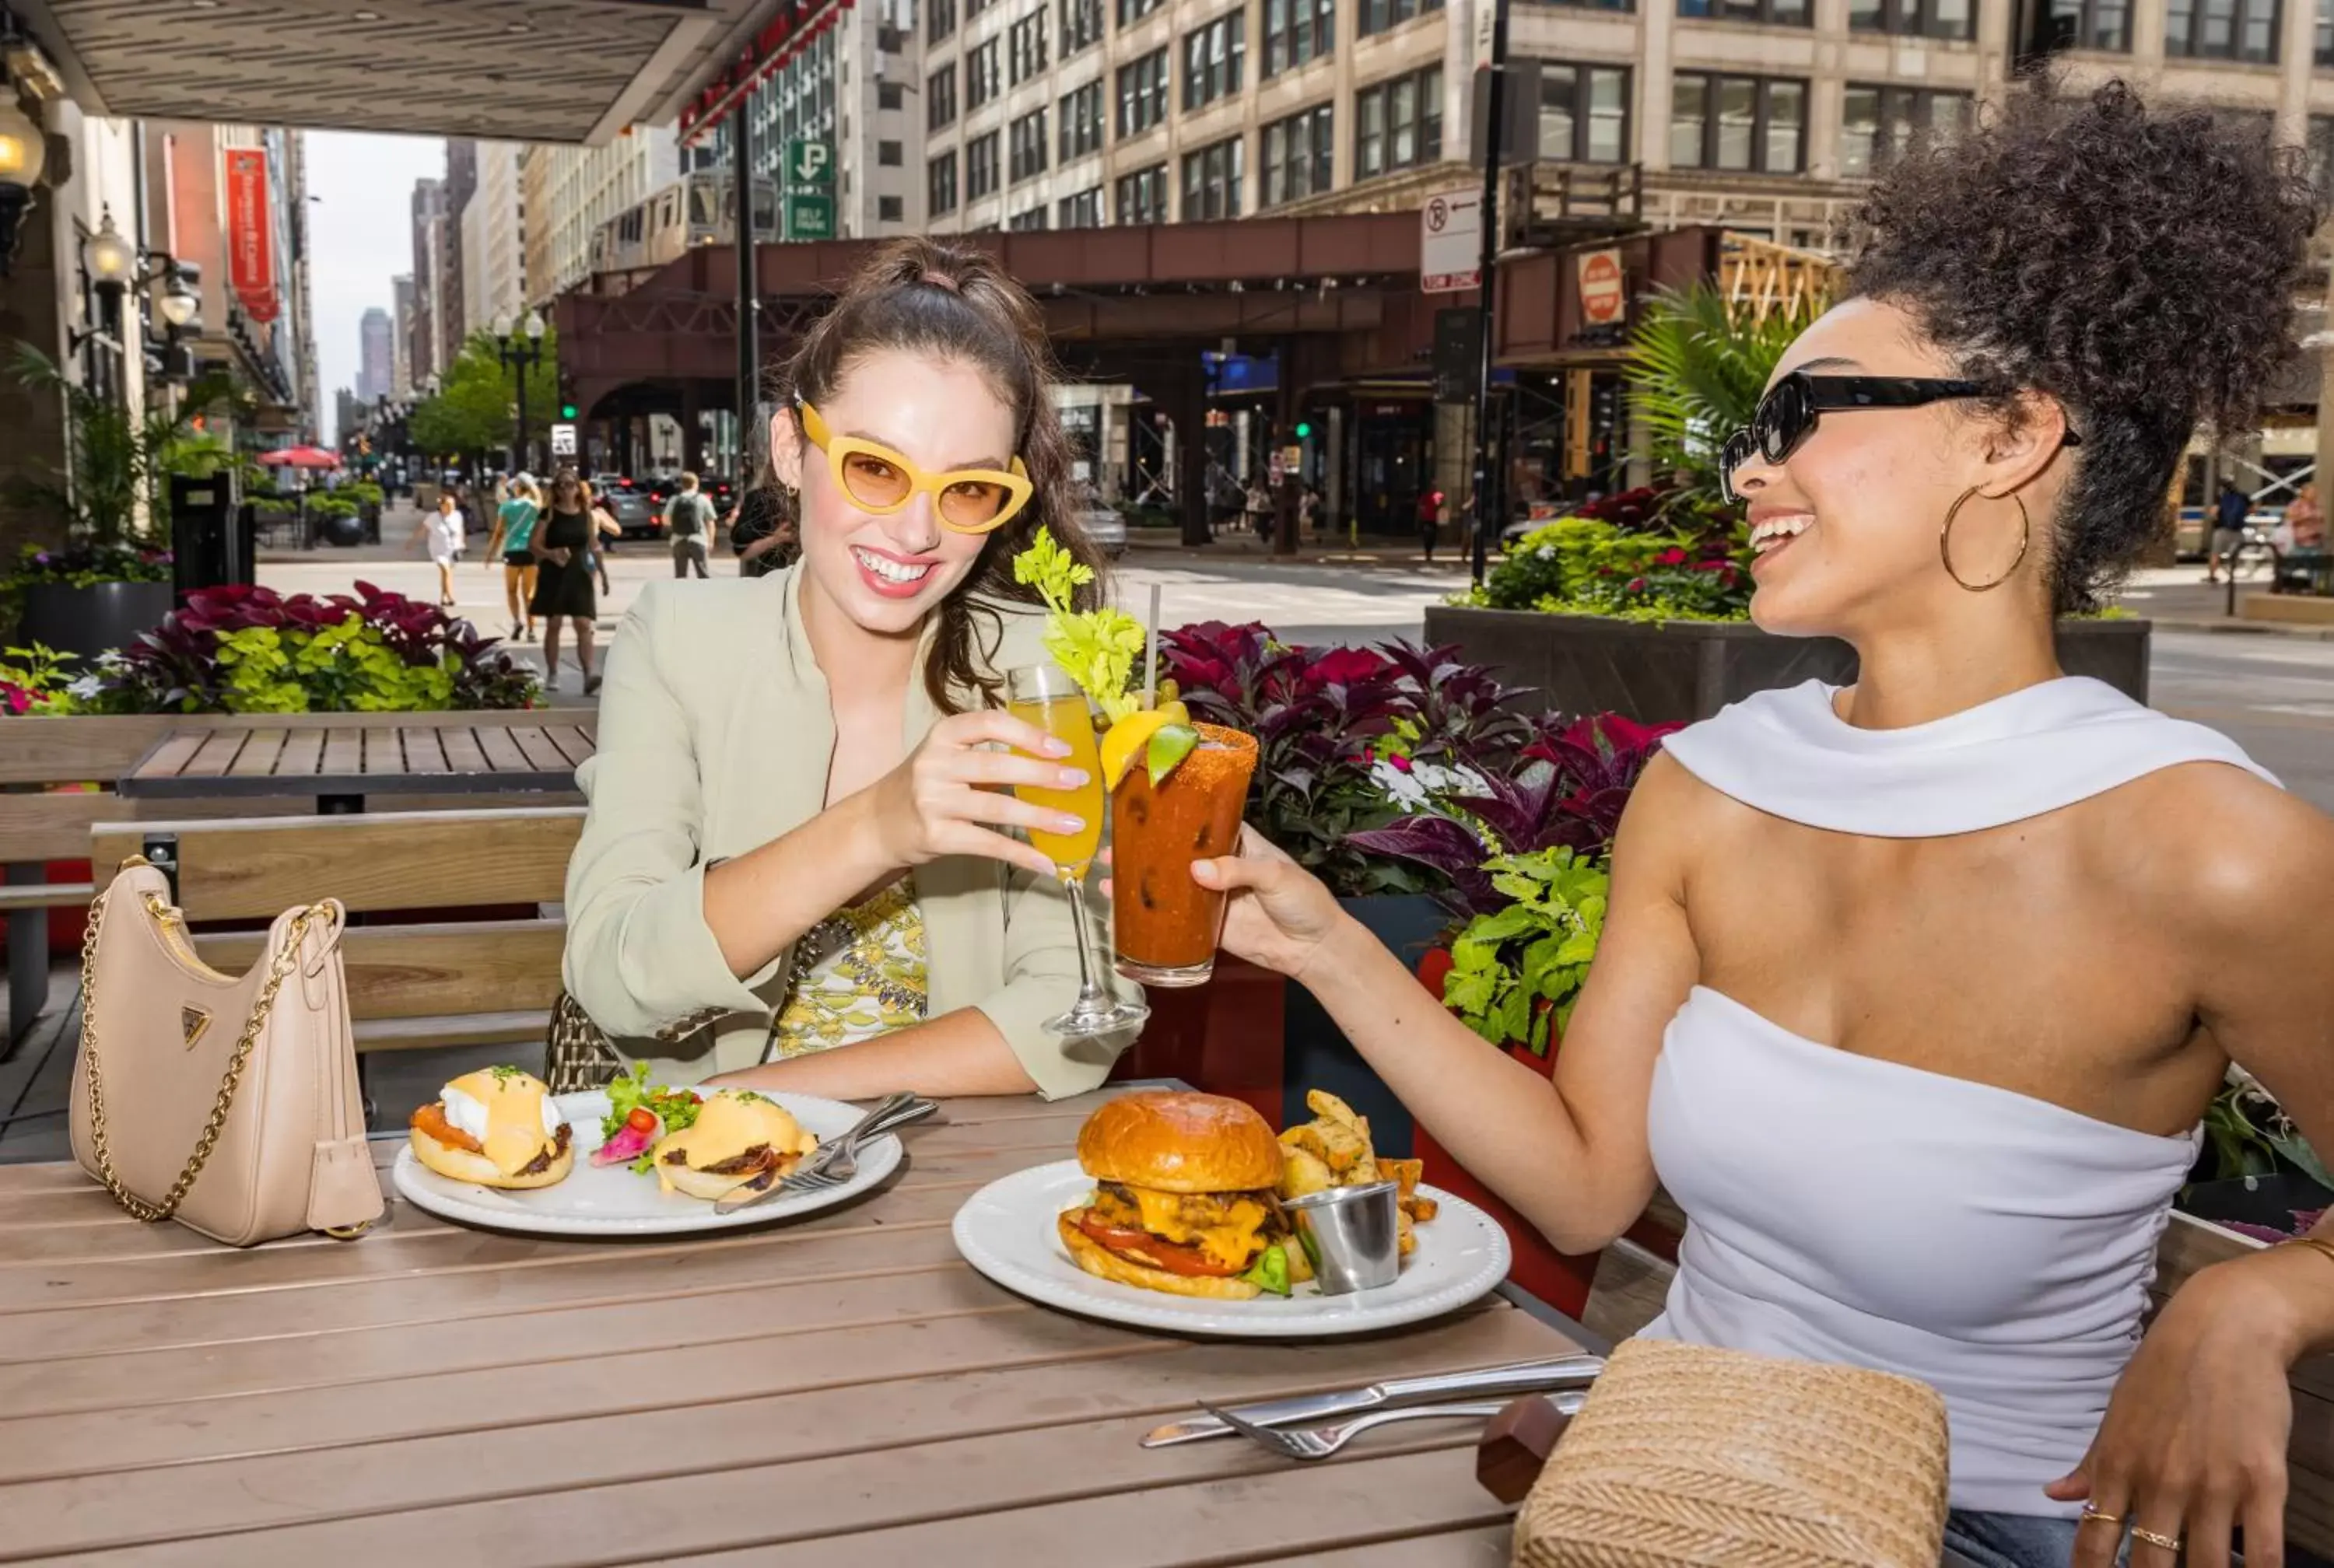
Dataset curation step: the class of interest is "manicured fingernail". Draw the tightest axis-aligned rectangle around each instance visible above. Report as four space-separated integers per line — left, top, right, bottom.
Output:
1056 814 1086 834
1044 738 1071 757
1059 768 1088 787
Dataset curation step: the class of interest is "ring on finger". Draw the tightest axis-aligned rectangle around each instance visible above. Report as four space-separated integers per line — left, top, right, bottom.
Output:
2129 1525 2182 1552
2078 1505 2126 1528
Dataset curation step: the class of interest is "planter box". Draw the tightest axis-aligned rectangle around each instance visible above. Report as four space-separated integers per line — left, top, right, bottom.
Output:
1280 894 1447 1153
16 581 174 665
1423 605 2153 723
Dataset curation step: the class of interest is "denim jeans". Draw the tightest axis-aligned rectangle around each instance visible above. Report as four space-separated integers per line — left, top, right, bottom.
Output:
1945 1510 2129 1568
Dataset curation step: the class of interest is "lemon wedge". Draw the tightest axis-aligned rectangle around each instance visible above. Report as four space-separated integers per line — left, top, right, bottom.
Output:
1101 699 1190 789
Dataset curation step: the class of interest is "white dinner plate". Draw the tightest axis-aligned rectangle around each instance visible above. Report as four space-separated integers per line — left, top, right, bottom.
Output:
391 1088 901 1237
951 1160 1512 1339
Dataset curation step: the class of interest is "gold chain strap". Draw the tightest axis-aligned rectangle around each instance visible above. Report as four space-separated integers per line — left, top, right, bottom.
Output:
79 885 321 1224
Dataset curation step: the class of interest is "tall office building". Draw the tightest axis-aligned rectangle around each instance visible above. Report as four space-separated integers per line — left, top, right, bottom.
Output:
408 177 446 387
726 0 920 238
391 274 417 398
356 307 394 403
440 139 478 368
463 142 527 334
520 127 682 304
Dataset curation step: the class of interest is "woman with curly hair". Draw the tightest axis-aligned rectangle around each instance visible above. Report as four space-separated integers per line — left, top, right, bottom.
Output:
1190 81 2331 1568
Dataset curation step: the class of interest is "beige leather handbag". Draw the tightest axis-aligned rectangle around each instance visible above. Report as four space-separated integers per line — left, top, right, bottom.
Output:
68 859 386 1247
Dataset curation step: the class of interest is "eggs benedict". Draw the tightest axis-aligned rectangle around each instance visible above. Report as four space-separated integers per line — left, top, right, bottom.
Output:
408 1066 573 1189
650 1089 821 1200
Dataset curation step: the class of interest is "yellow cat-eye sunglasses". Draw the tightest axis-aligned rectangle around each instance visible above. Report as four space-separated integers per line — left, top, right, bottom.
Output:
797 401 1034 534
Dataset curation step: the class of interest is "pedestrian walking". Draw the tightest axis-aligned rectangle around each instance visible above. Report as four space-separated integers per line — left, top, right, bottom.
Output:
409 490 464 608
531 468 601 695
2286 481 2324 550
664 471 716 578
2205 480 2249 583
1244 481 1271 544
586 484 619 598
483 475 542 641
1416 487 1445 562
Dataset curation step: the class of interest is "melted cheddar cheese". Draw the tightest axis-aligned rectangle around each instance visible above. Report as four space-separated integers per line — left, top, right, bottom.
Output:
1092 1184 1273 1271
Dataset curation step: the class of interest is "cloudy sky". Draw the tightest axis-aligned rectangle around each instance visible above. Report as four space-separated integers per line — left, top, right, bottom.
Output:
306 130 444 443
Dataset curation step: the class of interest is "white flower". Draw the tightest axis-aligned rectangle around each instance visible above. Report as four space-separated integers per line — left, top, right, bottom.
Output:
1413 760 1489 799
1369 756 1489 814
1534 544 1556 560
65 674 102 699
1370 757 1432 812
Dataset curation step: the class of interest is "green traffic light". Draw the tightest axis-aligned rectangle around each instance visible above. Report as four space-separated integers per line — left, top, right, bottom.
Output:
561 404 578 420
1295 422 1312 439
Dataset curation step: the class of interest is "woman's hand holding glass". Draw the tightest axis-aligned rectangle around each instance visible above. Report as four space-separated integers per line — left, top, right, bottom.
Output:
1188 826 1346 981
869 709 1088 883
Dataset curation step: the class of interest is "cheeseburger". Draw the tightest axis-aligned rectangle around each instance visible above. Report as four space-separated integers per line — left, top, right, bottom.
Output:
1059 1091 1293 1299
649 1089 821 1200
408 1066 573 1189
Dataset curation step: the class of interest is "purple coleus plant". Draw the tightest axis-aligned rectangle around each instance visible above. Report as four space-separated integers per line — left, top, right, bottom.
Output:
1347 711 1683 919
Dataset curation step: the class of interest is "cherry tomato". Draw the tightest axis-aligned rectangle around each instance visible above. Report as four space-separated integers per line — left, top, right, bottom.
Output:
624 1107 658 1135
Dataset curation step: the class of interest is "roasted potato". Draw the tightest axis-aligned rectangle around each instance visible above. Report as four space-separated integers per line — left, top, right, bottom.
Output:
1279 1146 1334 1201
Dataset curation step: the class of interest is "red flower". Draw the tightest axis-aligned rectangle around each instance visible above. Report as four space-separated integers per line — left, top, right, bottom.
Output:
1305 646 1393 688
1625 577 1648 593
1656 547 1688 567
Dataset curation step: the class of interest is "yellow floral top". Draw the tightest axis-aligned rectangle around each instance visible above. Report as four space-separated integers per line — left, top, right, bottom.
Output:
766 880 928 1059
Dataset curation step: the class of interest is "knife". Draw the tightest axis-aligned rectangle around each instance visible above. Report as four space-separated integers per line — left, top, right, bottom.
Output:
1139 1353 1606 1448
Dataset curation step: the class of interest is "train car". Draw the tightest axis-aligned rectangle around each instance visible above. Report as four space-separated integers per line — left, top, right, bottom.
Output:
588 173 780 275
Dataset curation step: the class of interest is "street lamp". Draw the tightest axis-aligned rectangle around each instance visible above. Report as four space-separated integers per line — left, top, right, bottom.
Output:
157 263 201 329
496 308 546 474
82 207 135 296
0 83 43 278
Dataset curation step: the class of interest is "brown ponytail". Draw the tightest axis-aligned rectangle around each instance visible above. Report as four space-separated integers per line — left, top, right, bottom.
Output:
766 236 1108 715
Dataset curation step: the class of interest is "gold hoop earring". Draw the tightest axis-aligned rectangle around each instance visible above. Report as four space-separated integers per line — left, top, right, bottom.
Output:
1939 486 2031 593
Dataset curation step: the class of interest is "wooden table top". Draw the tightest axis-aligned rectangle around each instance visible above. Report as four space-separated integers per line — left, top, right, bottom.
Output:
0 1086 1590 1566
118 719 595 800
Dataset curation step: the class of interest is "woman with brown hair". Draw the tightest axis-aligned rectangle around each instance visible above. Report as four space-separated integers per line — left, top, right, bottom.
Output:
529 467 601 695
562 238 1134 1099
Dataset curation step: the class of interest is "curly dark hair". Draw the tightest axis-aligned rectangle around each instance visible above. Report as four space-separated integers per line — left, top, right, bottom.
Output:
1845 77 2320 613
764 237 1107 714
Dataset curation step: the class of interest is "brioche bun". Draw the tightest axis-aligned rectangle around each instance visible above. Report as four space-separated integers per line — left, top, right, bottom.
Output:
1076 1091 1280 1194
408 1126 574 1190
1057 1210 1263 1300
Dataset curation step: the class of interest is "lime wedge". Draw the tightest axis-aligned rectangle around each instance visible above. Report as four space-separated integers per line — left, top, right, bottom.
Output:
1147 723 1200 787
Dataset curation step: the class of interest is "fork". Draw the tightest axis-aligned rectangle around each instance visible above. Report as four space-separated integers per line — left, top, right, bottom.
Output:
713 1094 935 1213
1206 1398 1520 1461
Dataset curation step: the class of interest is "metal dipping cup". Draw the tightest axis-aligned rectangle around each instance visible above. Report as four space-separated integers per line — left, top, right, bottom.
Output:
1283 1180 1402 1294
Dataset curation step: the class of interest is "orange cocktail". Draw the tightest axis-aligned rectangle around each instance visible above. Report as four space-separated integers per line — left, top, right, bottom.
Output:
1111 723 1257 986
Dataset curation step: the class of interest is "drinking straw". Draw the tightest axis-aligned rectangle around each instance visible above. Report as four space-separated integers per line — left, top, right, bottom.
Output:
1144 583 1162 710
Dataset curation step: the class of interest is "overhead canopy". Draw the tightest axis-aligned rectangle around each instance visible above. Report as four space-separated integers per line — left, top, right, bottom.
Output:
9 0 794 144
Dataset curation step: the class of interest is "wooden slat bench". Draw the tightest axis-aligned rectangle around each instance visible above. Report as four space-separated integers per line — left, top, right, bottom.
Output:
0 712 581 1044
89 806 584 1056
1581 1195 2334 1559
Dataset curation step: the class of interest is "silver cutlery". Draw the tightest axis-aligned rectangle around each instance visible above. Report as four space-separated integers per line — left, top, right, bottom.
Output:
712 1094 936 1213
1210 1395 1571 1461
1140 1353 1605 1448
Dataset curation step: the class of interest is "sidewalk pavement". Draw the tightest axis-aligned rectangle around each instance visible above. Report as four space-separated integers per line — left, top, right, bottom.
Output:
2115 566 2334 640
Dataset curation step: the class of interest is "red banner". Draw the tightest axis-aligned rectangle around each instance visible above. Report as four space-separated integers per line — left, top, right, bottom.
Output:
224 149 278 324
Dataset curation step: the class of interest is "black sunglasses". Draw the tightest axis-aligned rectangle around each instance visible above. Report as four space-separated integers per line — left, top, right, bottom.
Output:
1719 373 2082 505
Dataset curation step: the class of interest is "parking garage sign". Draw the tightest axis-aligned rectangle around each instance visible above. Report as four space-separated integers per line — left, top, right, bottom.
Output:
1421 189 1480 294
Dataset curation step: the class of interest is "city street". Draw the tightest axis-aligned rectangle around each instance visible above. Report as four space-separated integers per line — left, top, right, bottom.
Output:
260 520 2334 815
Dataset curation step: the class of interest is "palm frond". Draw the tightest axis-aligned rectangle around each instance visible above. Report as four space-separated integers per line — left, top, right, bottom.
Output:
1624 284 1824 513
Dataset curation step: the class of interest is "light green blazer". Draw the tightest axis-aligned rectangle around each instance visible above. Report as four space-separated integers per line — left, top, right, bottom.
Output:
561 565 1134 1097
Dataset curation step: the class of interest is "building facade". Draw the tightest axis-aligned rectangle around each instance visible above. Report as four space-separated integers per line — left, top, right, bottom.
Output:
357 306 393 401
439 138 478 368
391 273 416 397
408 176 446 387
520 127 682 306
462 141 527 335
724 0 920 239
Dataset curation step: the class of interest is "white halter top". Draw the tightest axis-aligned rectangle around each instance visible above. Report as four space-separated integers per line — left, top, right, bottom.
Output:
1643 677 2274 1516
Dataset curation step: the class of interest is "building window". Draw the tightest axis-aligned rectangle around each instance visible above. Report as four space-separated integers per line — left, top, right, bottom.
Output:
2038 0 2132 47
1119 0 1165 22
1262 102 1333 205
2167 0 2279 59
968 131 1001 199
1536 62 1631 163
1182 134 1245 218
1355 66 1442 180
1677 0 1809 23
878 82 905 110
1183 12 1246 110
1849 0 1973 34
929 151 959 214
1117 47 1171 136
1010 109 1050 180
878 139 903 166
1009 203 1050 229
1262 0 1336 75
928 65 958 129
1060 81 1106 159
968 40 1004 109
1061 0 1105 51
930 0 957 42
969 0 997 14
1359 0 1444 35
1058 186 1105 226
1838 85 1970 177
1670 74 1805 173
1010 11 1050 82
1116 163 1169 222
878 194 905 221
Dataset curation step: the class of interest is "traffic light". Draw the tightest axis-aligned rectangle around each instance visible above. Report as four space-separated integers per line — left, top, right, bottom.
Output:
1295 422 1312 439
561 402 578 420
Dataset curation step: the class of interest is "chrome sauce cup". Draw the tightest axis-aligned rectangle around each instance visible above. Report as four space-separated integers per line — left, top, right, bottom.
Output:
1283 1180 1401 1294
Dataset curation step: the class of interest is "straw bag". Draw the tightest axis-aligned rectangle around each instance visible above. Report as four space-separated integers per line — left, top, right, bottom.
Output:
68 859 385 1248
1513 1339 1950 1568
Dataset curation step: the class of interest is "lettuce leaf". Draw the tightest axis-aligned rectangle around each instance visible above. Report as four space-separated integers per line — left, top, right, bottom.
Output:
1242 1244 1292 1297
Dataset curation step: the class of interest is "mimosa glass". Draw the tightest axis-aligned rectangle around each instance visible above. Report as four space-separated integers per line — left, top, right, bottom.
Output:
1004 664 1149 1037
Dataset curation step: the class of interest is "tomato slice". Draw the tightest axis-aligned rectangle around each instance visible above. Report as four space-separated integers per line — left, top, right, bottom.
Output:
1074 1210 1241 1277
624 1107 658 1135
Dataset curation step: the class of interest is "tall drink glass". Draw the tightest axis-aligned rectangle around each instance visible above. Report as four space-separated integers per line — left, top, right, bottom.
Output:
1111 723 1257 986
1004 665 1149 1036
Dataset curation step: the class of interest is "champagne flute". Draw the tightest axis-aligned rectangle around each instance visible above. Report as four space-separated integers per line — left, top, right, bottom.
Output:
1004 664 1150 1037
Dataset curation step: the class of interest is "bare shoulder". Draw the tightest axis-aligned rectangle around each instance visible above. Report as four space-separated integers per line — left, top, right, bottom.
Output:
2098 761 2334 936
1609 751 1735 882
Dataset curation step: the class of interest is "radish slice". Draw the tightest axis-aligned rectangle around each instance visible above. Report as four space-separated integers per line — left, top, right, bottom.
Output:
591 1118 659 1166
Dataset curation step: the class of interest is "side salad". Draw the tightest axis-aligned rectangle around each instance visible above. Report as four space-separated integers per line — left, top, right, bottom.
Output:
593 1063 705 1173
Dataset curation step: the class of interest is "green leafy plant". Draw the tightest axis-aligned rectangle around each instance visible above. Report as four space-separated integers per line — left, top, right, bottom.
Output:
1438 846 1610 1055
1477 516 1752 621
0 642 81 715
1012 525 1145 723
2199 1064 2331 1188
407 326 560 460
1626 282 1821 517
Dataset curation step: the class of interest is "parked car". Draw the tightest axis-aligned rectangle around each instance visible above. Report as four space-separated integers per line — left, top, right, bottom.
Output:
1074 492 1128 558
590 474 659 537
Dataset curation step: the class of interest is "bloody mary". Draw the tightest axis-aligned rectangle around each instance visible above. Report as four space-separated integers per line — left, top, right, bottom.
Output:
1111 723 1258 986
